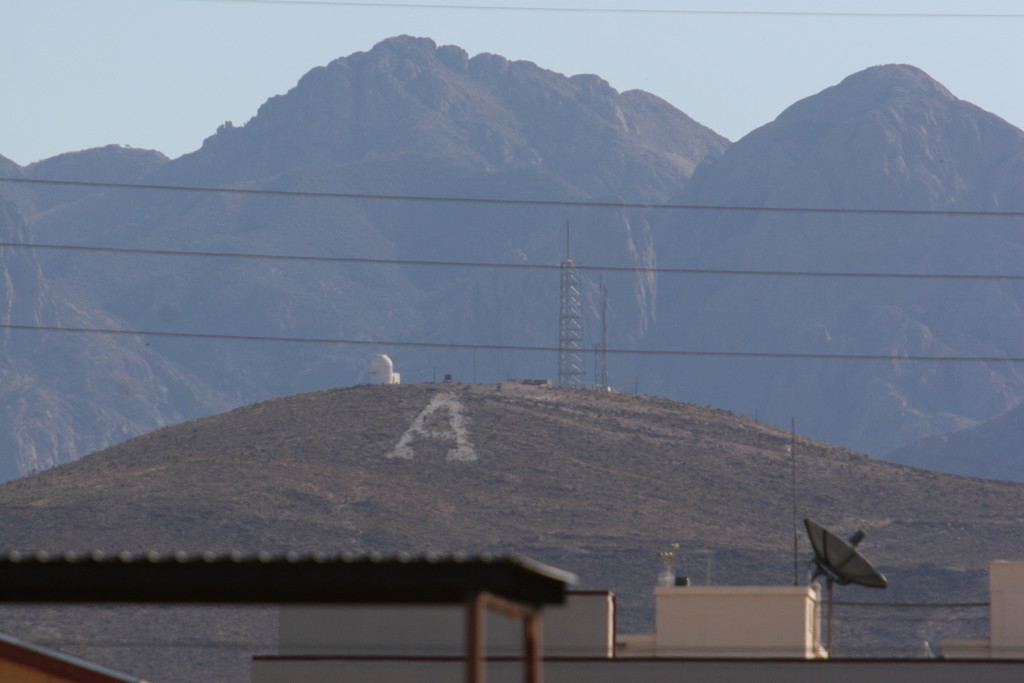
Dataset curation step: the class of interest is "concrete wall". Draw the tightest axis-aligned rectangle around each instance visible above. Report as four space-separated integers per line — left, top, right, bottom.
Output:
942 560 1024 659
649 584 825 658
252 656 1024 683
992 561 1024 658
278 592 614 658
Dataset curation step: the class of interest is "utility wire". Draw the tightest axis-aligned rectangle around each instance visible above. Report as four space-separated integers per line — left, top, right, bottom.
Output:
185 0 1024 20
5 240 1024 281
2 177 1021 218
834 601 989 608
5 323 1024 363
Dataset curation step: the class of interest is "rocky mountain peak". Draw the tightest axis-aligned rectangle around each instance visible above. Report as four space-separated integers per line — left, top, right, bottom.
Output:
178 35 726 195
650 65 1024 463
780 64 955 125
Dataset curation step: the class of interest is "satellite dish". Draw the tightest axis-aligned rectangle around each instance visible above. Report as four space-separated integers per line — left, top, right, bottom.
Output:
804 518 887 589
804 518 887 655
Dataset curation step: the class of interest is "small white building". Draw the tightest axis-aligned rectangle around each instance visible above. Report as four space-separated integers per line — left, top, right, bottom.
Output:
617 583 825 659
942 560 1024 659
370 354 400 385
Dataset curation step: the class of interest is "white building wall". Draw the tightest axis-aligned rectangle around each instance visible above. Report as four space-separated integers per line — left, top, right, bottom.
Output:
623 584 825 659
369 354 400 385
942 560 1024 660
991 561 1024 659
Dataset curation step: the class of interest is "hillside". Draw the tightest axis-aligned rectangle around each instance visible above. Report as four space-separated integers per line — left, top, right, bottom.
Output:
1 383 1021 681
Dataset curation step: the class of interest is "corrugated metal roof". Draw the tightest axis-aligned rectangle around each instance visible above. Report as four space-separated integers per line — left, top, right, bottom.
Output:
0 551 576 605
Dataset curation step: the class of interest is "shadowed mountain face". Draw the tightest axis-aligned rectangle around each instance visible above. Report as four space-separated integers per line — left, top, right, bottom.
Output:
888 402 1024 480
0 197 232 480
643 64 1024 468
0 384 1020 681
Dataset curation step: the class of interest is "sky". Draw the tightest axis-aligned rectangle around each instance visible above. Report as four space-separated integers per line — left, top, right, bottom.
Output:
2 0 1022 167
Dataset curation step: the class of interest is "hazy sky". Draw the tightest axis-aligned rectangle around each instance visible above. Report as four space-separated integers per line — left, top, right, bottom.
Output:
3 0 1022 166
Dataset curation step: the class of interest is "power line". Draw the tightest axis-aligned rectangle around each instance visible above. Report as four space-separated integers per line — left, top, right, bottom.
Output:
834 601 988 608
2 177 1021 218
5 240 1024 282
5 323 1024 363
185 0 1024 20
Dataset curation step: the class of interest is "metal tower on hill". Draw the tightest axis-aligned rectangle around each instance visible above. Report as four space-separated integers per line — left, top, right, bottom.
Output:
596 279 609 390
558 225 584 388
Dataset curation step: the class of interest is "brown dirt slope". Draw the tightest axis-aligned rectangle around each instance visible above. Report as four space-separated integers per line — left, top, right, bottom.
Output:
0 383 1021 679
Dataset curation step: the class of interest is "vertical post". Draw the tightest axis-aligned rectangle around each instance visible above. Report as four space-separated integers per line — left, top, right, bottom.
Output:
523 610 543 683
825 578 834 656
466 592 486 683
791 417 799 586
597 280 609 390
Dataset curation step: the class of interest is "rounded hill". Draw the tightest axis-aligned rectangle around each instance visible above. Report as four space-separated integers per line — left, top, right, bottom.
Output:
2 382 1021 679
2 382 1019 583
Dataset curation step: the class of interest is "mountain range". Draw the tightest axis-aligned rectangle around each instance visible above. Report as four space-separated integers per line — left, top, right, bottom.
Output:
642 64 1024 465
1 36 1023 481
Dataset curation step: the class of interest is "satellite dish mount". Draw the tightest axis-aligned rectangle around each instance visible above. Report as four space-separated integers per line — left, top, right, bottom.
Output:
804 518 888 655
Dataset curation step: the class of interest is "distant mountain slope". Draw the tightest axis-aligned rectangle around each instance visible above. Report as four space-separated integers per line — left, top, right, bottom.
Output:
1 384 1020 681
644 64 1024 465
2 36 727 478
888 402 1024 480
0 197 232 480
22 144 168 213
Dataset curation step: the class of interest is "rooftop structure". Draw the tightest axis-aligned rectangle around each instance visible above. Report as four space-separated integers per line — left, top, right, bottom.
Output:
943 560 1024 659
0 552 575 683
617 583 825 659
0 631 148 683
370 354 400 385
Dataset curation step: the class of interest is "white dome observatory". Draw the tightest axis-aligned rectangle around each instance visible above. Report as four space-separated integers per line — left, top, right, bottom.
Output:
370 354 400 385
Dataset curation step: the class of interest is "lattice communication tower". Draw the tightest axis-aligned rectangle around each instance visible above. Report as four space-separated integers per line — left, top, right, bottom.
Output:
558 258 585 388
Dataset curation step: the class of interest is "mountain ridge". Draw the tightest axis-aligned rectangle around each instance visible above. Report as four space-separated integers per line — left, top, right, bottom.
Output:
643 61 1024 463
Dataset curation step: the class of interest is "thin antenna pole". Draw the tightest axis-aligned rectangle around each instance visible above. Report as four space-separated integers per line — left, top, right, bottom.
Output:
565 220 571 261
826 578 835 655
791 417 799 586
598 278 609 390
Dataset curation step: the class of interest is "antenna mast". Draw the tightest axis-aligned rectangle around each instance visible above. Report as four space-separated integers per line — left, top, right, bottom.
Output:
558 222 584 388
791 417 799 586
597 279 609 390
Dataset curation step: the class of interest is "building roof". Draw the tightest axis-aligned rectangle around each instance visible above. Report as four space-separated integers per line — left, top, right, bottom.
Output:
0 631 147 683
0 552 576 605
